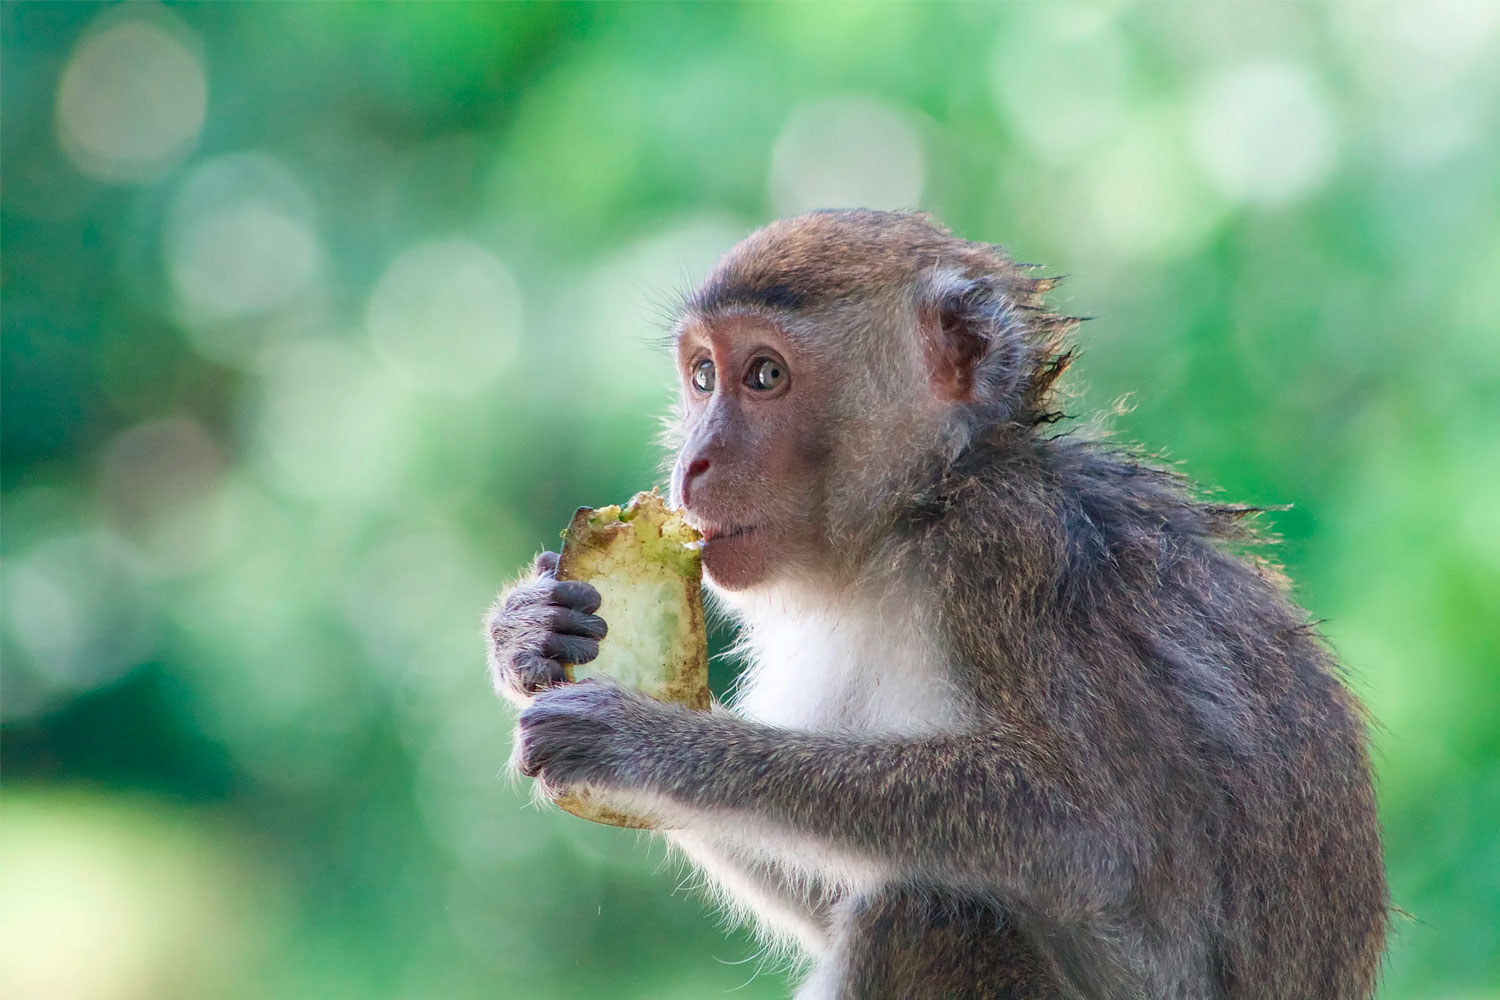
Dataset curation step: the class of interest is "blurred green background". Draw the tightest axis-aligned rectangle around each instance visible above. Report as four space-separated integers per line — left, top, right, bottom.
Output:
3 2 1497 998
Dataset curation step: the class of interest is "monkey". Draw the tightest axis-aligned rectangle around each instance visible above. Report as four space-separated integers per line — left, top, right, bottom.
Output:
485 209 1388 999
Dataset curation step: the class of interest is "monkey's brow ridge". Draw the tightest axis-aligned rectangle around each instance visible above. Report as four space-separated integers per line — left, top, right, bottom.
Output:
687 277 808 316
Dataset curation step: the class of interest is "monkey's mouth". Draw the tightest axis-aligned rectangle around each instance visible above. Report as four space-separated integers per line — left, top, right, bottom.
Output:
699 524 756 543
692 521 769 589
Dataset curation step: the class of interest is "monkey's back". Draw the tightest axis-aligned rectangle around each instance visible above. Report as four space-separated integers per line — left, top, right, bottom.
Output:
910 438 1388 999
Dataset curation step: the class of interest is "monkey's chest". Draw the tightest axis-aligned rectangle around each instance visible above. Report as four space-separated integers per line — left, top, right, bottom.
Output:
730 607 964 735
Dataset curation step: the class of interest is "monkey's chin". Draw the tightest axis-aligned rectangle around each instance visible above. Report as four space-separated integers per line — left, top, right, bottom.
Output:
700 528 773 592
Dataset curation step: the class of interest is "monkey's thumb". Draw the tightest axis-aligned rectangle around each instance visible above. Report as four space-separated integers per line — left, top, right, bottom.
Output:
533 551 561 578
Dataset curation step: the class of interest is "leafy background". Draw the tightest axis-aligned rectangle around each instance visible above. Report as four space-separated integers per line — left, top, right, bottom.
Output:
2 3 1497 998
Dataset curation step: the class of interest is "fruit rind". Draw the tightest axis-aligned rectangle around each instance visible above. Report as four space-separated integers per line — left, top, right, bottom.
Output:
550 490 709 827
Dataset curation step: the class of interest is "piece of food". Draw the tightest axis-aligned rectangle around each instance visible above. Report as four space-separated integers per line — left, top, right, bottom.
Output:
551 490 710 828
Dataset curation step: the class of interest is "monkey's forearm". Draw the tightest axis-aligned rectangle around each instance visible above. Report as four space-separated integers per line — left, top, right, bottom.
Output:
646 714 1128 915
517 684 1128 913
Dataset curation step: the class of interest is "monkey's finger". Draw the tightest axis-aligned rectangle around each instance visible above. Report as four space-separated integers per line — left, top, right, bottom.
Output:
551 607 608 640
513 652 568 694
533 551 561 578
542 632 600 665
550 580 602 614
514 736 543 778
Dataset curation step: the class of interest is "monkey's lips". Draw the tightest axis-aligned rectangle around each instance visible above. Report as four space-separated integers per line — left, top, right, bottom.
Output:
694 523 762 585
698 524 757 544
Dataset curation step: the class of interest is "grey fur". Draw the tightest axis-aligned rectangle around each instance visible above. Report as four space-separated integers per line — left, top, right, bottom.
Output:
491 211 1388 999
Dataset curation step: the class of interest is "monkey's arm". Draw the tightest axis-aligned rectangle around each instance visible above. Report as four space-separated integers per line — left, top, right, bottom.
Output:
518 683 1131 918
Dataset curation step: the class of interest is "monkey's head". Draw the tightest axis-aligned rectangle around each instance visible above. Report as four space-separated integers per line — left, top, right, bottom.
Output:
668 209 1074 592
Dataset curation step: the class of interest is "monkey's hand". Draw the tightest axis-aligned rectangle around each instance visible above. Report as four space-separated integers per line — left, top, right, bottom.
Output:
514 681 681 798
485 551 607 706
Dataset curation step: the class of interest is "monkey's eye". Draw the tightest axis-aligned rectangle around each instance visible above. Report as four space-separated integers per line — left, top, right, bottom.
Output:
691 359 716 393
747 357 786 392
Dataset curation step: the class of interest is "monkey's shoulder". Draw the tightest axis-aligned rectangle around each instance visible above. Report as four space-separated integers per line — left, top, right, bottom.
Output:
899 441 1353 722
903 440 1275 602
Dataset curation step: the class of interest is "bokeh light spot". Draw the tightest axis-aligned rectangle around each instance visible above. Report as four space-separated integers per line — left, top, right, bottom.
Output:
990 20 1133 164
770 97 926 214
98 417 239 578
1075 114 1226 262
252 339 414 501
1190 63 1337 206
1333 0 1500 98
0 532 156 720
55 15 207 183
165 153 323 324
345 526 495 691
366 240 521 395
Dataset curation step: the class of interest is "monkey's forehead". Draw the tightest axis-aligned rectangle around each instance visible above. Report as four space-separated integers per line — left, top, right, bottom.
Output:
683 209 1010 319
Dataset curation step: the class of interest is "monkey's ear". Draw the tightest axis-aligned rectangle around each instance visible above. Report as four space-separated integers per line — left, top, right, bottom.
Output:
918 267 1077 426
917 273 1007 404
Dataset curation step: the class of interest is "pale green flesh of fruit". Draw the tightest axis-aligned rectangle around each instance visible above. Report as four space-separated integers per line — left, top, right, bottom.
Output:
556 491 708 710
574 575 691 695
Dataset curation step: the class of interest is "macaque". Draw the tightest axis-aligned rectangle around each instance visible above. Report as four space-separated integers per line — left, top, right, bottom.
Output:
486 210 1387 999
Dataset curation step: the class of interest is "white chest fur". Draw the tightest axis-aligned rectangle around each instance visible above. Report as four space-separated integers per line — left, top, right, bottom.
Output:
720 583 966 735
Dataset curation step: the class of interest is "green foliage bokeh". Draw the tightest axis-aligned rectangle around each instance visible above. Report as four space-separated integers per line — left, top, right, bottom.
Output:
2 3 1497 998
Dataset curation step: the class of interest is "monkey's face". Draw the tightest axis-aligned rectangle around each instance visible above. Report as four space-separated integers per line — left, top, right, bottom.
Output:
671 314 834 591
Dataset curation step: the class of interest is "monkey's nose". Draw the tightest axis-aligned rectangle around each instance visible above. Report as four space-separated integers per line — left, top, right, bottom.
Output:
682 457 710 506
